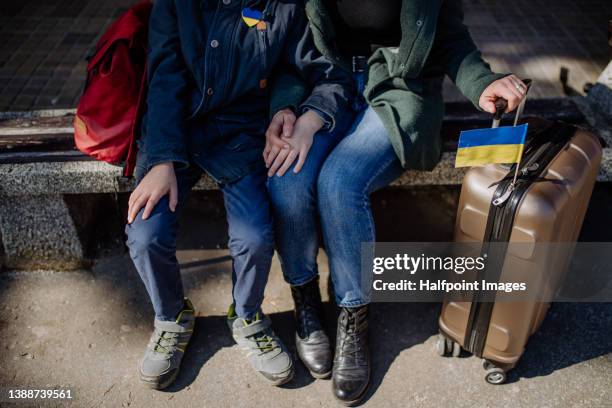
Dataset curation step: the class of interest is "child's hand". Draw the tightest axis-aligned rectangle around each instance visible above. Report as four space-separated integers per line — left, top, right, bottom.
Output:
127 162 178 224
479 75 527 114
264 108 295 167
268 109 324 177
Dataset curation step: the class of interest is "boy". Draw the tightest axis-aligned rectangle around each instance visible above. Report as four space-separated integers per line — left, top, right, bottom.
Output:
125 0 353 389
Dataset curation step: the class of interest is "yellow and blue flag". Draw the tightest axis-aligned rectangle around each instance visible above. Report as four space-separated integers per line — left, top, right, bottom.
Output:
455 124 528 168
242 8 263 27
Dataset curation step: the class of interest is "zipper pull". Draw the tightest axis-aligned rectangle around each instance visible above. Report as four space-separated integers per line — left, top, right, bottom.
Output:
521 162 539 175
492 183 515 206
492 162 536 206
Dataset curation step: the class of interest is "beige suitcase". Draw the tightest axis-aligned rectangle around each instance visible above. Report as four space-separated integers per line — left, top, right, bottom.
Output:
437 104 602 384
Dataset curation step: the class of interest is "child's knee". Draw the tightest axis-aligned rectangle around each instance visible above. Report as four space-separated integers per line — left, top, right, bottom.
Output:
228 223 274 260
125 210 176 256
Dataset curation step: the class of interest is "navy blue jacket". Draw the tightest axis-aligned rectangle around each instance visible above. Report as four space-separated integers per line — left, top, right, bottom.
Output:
138 0 354 183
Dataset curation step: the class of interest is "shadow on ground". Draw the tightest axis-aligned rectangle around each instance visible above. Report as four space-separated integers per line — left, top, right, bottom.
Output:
161 301 441 398
508 302 612 383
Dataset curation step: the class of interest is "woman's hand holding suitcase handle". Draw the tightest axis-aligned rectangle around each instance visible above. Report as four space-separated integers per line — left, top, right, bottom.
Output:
479 75 531 116
491 79 532 128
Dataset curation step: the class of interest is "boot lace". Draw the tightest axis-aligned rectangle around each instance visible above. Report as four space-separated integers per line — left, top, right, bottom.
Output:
299 299 321 335
339 312 363 358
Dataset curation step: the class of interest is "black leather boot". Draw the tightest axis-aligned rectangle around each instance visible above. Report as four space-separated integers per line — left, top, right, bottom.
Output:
332 305 371 406
290 277 332 378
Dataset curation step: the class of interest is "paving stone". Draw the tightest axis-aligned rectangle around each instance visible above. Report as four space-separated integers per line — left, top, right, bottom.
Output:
0 0 609 111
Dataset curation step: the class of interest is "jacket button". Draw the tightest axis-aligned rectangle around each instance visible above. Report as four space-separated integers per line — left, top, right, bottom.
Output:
416 20 423 26
207 88 214 96
210 40 219 48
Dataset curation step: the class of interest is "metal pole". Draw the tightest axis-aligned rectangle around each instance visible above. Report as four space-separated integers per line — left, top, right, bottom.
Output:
510 96 528 185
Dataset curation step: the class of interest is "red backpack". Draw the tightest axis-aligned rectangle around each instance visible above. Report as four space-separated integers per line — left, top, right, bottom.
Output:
74 1 152 177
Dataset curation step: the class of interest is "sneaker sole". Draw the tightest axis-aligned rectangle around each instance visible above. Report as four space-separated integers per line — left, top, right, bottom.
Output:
139 369 178 390
261 367 295 386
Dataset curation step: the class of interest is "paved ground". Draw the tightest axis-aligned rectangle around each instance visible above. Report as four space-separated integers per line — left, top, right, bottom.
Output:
2 185 612 408
0 0 610 111
1 251 611 408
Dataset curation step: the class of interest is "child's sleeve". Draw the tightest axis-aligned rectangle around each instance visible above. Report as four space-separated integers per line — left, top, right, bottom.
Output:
283 8 354 132
142 0 191 170
269 70 309 120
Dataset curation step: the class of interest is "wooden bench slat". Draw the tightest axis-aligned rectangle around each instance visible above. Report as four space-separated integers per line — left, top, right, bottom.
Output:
0 150 90 164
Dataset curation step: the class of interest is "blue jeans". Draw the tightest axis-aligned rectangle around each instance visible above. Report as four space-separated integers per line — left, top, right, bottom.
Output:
126 165 274 321
266 126 345 284
268 105 405 307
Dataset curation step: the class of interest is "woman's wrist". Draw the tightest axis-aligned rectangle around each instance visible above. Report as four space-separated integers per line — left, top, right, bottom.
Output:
300 109 325 133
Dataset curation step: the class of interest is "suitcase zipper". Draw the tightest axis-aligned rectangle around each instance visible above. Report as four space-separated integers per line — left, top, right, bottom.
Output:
465 123 575 357
492 122 560 206
491 183 515 206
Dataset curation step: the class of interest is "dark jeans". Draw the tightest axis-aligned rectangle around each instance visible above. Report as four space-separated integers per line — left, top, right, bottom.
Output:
126 165 274 321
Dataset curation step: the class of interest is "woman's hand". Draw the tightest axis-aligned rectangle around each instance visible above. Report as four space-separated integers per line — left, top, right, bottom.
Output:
264 108 295 167
267 109 324 177
127 162 178 224
479 75 527 114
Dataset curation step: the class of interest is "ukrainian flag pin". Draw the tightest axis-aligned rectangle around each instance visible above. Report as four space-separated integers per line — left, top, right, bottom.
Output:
242 8 263 27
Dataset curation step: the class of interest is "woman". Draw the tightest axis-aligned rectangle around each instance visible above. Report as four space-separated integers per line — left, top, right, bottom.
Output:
265 0 527 404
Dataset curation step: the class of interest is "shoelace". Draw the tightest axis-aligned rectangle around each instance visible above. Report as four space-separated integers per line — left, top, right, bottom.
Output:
339 313 363 358
299 301 321 335
251 331 277 354
149 330 179 356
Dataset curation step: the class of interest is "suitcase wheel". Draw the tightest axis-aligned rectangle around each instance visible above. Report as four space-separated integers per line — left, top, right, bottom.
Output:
435 335 446 356
483 361 507 385
451 340 461 357
435 334 461 357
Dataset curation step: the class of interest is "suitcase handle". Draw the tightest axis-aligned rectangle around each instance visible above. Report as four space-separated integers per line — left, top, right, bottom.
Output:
494 99 509 121
492 79 533 128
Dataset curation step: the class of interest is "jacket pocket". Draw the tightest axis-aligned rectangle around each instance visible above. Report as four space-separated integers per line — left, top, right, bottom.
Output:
214 115 267 151
224 133 264 152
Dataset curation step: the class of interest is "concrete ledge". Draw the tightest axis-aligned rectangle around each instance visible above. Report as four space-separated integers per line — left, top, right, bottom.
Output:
0 153 466 270
2 149 610 271
2 149 612 198
0 194 100 270
0 153 479 196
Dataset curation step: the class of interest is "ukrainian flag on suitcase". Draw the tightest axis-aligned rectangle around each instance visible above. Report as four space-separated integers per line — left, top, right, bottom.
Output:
455 124 528 168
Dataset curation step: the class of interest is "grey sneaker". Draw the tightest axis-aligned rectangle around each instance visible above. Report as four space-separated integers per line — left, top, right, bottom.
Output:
139 299 195 390
227 305 294 386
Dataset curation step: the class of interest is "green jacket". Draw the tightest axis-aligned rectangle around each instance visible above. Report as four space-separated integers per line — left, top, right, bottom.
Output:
271 0 506 170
